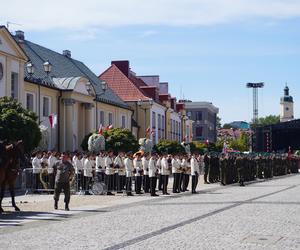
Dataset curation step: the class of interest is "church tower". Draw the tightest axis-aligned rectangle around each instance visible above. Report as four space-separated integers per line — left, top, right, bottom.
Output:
280 84 294 122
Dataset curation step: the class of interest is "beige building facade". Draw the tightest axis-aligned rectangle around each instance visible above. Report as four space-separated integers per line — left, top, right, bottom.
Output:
0 27 132 152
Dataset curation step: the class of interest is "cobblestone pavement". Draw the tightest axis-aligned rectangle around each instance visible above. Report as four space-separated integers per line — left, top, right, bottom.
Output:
1 174 300 250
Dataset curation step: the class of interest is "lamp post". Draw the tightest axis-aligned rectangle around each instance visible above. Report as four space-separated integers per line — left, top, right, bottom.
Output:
26 61 35 77
137 99 154 138
26 60 53 148
86 80 107 129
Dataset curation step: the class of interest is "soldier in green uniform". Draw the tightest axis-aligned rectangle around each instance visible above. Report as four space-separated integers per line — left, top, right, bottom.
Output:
235 154 245 186
203 153 210 184
219 153 227 185
53 152 75 211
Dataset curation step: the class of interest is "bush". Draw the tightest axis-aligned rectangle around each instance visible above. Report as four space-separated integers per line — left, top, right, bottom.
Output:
81 132 93 151
0 97 41 152
154 140 185 154
81 128 139 153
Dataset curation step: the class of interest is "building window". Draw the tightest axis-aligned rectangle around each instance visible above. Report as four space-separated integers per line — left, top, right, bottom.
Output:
174 121 176 140
99 110 105 126
179 121 181 141
162 115 165 139
42 96 50 117
195 111 202 121
11 72 18 100
26 92 35 112
121 115 126 128
175 121 178 141
152 111 156 142
195 126 203 137
158 114 161 140
108 112 113 126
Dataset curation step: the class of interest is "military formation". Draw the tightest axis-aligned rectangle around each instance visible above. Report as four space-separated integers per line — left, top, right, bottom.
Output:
29 150 300 211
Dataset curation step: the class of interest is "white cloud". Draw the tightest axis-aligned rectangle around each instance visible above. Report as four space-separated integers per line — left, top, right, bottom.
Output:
1 0 300 31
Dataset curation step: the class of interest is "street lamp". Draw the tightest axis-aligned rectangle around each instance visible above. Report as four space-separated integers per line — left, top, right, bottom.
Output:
138 99 154 137
43 60 52 75
91 80 108 129
100 80 108 92
26 61 35 77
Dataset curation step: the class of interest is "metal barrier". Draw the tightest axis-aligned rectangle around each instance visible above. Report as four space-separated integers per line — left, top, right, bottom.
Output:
21 168 108 195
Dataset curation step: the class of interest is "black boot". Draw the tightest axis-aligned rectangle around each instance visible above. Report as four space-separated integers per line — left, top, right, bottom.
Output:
54 200 58 210
65 203 70 211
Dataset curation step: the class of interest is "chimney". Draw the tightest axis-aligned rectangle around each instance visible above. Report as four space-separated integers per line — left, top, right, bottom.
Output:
63 50 71 58
111 60 130 77
15 30 25 42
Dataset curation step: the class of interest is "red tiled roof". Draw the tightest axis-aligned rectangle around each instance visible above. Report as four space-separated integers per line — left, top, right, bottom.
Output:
99 64 151 102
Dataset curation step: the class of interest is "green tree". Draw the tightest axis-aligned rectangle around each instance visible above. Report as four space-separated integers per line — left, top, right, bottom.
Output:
154 140 185 154
81 132 93 151
81 128 139 153
229 132 249 152
251 115 280 128
0 97 41 152
222 123 232 129
103 128 139 153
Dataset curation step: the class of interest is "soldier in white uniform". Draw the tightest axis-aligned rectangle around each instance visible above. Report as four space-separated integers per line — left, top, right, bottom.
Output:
172 155 182 193
73 153 83 191
105 151 115 195
32 151 42 193
149 154 159 196
191 155 200 194
156 155 163 191
84 154 94 193
96 152 105 182
124 152 134 196
48 151 58 190
181 155 190 192
142 153 150 193
133 152 143 194
161 154 171 195
114 152 125 192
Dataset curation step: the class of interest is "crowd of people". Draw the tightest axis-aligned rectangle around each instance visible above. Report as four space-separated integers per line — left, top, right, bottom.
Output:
30 150 299 195
27 149 299 210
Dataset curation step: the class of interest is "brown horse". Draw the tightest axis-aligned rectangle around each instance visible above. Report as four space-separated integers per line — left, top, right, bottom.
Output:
0 140 25 213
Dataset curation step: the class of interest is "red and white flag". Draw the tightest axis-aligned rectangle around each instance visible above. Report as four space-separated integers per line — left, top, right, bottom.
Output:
48 114 57 128
146 127 151 134
106 124 113 131
98 124 103 135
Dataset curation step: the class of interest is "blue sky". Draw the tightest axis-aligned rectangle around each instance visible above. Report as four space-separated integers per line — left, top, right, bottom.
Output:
2 0 300 124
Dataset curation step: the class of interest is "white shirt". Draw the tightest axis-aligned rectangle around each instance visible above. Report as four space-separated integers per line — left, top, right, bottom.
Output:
48 155 57 174
114 155 125 176
161 157 171 175
133 158 143 177
156 158 162 174
32 157 41 174
105 156 114 175
124 157 134 177
84 159 94 177
148 157 157 177
142 157 149 175
74 157 83 174
191 157 200 176
95 155 105 173
172 158 181 174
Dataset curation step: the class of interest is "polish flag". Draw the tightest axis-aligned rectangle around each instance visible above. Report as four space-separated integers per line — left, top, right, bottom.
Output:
106 124 113 131
146 127 151 134
48 114 57 128
98 124 103 135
